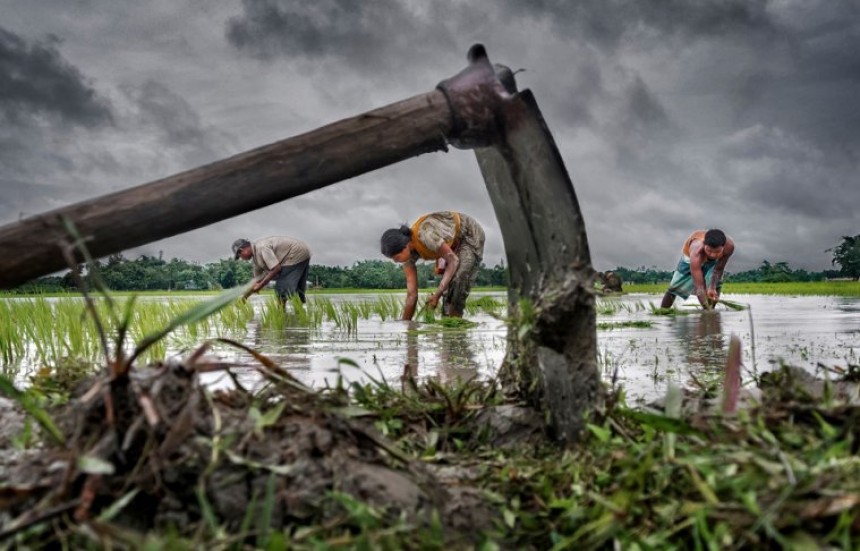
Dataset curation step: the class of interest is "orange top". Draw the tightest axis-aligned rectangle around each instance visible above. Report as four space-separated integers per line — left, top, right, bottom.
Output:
410 212 461 260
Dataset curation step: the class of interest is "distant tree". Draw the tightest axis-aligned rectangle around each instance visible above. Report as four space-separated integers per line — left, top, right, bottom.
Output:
608 266 672 284
475 260 509 287
350 260 404 289
827 235 860 279
760 260 793 283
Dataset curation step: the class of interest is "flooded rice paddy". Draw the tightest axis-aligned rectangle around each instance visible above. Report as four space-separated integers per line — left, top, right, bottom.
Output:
3 292 859 404
212 292 860 404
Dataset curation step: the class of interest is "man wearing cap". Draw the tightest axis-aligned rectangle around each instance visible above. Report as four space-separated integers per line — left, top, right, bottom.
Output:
231 236 312 304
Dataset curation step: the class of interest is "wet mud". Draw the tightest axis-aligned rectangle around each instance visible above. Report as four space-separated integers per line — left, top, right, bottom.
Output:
1 357 531 544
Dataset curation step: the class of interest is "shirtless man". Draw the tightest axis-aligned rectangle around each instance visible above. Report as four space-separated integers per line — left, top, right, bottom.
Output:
661 229 735 309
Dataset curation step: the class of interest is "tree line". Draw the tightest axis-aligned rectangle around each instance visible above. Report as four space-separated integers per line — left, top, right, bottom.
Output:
609 261 842 285
10 253 509 293
11 234 858 293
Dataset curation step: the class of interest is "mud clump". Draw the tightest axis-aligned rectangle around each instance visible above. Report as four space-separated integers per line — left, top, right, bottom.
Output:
0 360 499 545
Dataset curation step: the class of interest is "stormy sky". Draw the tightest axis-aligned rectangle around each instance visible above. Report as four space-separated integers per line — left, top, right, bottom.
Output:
1 0 858 273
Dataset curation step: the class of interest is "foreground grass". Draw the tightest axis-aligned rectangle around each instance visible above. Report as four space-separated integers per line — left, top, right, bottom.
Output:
5 368 859 549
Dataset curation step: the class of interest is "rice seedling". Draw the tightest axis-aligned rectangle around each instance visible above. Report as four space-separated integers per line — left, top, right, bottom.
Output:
465 295 506 316
596 298 622 315
370 295 403 321
597 320 654 330
214 300 255 335
649 302 694 316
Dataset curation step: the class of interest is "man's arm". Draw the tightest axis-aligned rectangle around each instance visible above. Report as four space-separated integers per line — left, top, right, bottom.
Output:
708 240 735 298
688 241 710 308
402 261 419 321
244 265 282 299
427 243 459 309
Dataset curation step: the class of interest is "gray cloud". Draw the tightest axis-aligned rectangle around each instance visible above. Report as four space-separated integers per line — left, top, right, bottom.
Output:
1 0 859 275
120 80 237 169
225 0 455 73
0 24 237 235
498 0 777 51
0 26 113 128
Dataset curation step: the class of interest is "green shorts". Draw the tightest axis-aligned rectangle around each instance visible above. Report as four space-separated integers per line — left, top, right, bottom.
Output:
667 257 720 299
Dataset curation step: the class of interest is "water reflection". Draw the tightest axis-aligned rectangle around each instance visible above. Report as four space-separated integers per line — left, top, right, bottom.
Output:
403 321 419 382
402 323 480 384
673 311 726 374
175 293 860 403
252 322 313 370
436 329 479 384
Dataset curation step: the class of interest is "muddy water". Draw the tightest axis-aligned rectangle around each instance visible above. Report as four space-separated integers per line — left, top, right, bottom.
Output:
598 294 859 403
199 292 859 404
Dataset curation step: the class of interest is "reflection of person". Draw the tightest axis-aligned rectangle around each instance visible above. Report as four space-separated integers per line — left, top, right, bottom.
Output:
232 236 312 304
675 311 725 371
380 211 485 320
661 229 735 309
437 329 478 384
402 321 420 391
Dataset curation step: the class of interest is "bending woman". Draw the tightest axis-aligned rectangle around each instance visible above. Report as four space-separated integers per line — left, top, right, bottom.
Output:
381 211 485 320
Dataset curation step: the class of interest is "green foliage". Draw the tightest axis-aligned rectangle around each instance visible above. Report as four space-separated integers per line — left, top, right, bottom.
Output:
603 266 673 284
13 256 507 293
728 260 827 283
827 234 860 279
14 248 857 295
309 259 508 290
602 260 843 287
0 375 65 445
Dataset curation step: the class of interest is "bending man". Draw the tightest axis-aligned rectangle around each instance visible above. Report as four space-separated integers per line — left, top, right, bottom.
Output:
231 236 312 304
381 211 485 320
661 229 735 309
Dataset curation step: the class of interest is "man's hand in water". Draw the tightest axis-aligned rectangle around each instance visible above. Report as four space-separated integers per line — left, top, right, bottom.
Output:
427 292 441 309
707 289 720 308
695 288 711 309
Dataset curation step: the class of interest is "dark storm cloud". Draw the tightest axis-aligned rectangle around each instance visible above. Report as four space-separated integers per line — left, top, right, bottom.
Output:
719 124 858 219
498 0 776 51
614 76 680 173
0 26 113 128
225 0 453 71
122 80 235 168
0 24 235 232
0 26 116 214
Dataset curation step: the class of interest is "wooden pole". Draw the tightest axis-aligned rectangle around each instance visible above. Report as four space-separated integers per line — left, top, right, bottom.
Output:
0 92 453 288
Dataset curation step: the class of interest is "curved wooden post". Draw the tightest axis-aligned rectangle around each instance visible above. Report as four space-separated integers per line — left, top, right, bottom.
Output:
439 47 600 443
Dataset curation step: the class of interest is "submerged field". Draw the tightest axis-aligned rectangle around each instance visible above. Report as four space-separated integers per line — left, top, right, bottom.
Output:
1 282 858 404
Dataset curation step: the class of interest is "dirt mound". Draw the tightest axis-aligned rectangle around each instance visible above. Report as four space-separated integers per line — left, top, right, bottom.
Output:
1 359 495 544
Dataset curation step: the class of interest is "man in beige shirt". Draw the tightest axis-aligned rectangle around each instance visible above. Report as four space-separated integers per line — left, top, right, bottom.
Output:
232 236 312 304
